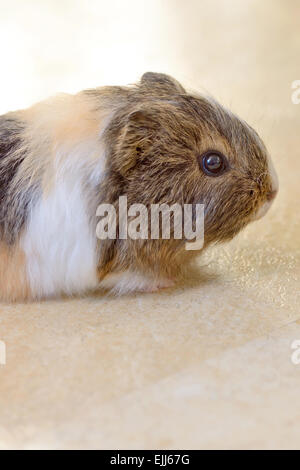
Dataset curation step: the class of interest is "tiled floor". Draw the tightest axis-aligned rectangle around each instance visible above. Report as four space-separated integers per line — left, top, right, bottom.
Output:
0 0 299 449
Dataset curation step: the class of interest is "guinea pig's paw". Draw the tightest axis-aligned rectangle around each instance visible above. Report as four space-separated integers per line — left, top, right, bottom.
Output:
156 278 175 289
100 270 175 295
142 278 175 293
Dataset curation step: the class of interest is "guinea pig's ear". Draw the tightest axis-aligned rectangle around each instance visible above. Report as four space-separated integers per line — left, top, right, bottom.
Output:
141 72 186 95
115 108 159 177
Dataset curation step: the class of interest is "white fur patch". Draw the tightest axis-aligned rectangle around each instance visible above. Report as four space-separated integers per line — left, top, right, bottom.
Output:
21 173 99 298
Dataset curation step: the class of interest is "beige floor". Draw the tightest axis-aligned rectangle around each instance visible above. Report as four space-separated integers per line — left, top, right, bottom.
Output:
0 0 299 450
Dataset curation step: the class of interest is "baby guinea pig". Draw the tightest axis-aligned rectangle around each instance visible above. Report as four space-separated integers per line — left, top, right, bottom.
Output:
0 72 278 301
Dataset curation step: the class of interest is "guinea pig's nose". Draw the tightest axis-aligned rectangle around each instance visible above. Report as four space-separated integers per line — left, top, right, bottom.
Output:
252 187 278 222
267 189 278 201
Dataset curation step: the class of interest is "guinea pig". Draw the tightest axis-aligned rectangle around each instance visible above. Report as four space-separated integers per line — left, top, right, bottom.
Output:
0 72 278 301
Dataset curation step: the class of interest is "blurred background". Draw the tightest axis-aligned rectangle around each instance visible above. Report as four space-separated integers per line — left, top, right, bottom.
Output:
0 0 299 450
1 0 299 114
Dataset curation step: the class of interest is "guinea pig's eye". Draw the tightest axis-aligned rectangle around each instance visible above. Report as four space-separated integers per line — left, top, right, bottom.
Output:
199 151 228 176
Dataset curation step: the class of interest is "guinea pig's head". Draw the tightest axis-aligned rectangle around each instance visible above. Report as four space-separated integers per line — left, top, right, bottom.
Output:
104 72 278 258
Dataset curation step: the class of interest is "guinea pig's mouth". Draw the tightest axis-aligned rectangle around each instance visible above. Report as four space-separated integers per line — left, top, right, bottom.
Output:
252 200 273 221
252 190 277 221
